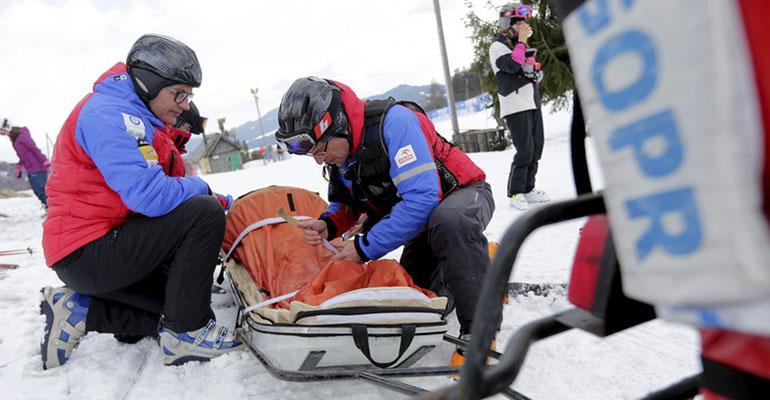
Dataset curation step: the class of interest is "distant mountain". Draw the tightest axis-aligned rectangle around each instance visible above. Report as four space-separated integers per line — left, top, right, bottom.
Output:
366 84 435 103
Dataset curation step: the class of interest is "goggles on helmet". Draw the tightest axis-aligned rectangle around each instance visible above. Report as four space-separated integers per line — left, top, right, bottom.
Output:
502 4 532 19
276 111 334 155
275 132 317 155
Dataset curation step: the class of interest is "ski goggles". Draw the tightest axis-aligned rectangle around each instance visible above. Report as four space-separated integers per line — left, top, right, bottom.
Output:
276 130 335 155
276 111 334 155
502 4 532 19
275 131 318 155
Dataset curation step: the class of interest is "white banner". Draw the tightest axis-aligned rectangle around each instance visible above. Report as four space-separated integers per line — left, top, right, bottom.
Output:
562 0 770 319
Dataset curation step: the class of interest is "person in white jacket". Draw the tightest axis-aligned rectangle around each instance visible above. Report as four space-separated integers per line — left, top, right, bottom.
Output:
488 2 550 210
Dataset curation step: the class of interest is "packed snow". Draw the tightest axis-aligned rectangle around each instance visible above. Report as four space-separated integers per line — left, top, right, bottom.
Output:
0 105 700 399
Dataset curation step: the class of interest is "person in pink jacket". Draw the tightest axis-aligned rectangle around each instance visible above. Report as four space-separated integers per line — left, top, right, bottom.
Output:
1 118 50 206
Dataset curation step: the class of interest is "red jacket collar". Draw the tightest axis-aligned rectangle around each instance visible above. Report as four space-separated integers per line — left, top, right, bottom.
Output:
332 80 367 155
94 62 129 89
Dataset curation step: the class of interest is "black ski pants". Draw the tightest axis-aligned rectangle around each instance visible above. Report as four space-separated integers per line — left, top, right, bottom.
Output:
52 196 225 335
504 108 544 196
400 181 495 334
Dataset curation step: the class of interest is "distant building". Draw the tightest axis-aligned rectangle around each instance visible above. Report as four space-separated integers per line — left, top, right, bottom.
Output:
186 118 246 175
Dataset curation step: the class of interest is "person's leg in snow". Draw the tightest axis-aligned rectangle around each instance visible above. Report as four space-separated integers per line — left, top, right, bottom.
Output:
523 108 550 204
41 196 242 369
421 181 495 368
425 181 495 335
505 111 534 200
27 171 48 207
526 108 545 193
505 110 549 209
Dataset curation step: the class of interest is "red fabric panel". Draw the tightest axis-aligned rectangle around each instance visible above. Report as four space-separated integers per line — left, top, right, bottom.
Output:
701 328 770 380
737 0 770 222
700 388 728 400
152 128 186 177
567 215 609 311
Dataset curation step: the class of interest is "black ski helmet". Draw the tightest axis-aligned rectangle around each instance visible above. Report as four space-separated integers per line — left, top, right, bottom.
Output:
499 2 532 31
175 101 207 134
126 34 202 104
275 77 349 155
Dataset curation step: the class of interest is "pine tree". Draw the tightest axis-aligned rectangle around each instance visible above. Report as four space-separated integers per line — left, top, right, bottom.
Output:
465 0 574 124
452 67 484 101
423 80 448 111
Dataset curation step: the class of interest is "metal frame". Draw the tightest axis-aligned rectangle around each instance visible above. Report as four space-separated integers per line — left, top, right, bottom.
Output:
420 194 701 400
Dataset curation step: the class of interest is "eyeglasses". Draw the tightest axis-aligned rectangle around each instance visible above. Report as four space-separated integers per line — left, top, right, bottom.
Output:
502 4 532 19
165 87 194 104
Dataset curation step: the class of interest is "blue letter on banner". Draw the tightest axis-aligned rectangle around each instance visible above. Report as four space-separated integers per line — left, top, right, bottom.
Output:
625 187 702 260
609 109 683 177
592 30 657 112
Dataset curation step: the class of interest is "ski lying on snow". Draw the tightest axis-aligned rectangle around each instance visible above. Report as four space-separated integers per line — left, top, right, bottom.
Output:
508 282 567 297
0 263 20 270
0 247 33 256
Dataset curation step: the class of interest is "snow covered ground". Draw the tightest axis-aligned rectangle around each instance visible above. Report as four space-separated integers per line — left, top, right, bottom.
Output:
0 105 700 399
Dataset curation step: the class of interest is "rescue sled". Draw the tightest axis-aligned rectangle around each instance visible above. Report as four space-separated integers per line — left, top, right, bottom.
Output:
221 186 478 395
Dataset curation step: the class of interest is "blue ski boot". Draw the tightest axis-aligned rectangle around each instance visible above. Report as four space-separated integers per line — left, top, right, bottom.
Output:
40 286 91 369
159 319 243 366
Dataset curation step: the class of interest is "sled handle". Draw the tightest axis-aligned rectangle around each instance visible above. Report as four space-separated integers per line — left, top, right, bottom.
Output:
351 324 416 369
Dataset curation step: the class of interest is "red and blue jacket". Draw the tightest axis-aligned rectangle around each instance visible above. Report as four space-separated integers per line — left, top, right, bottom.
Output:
320 81 486 261
42 63 209 266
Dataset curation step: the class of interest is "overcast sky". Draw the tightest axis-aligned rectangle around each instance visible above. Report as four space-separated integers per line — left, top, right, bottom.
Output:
0 0 498 162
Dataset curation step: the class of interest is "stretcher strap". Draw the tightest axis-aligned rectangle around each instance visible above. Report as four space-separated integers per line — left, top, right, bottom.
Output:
243 290 301 314
217 215 313 285
222 215 312 263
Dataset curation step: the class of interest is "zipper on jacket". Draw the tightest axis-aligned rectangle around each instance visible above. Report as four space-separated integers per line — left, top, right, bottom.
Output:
168 152 176 176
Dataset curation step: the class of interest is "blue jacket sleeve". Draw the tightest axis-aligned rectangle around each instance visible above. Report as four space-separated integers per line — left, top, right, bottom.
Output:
76 108 210 217
357 106 440 259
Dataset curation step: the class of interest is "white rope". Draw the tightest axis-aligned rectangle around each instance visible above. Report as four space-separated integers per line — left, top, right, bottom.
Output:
243 290 300 314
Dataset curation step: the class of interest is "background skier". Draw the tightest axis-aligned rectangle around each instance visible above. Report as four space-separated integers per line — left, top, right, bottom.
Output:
489 2 550 210
0 119 50 207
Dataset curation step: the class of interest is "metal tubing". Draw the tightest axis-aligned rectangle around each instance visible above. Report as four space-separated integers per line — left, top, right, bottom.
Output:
457 193 605 399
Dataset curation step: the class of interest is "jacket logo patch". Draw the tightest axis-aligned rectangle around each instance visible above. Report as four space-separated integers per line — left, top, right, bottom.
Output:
138 143 158 167
395 145 417 168
122 113 146 139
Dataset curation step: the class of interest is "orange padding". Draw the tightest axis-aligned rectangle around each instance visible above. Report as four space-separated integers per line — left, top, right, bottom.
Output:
294 259 434 306
223 186 435 309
